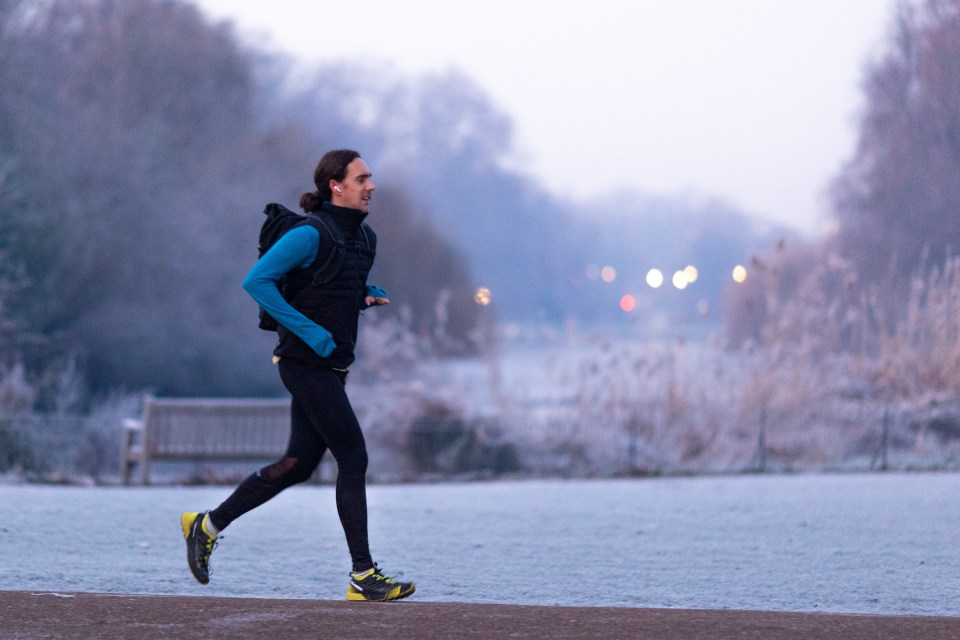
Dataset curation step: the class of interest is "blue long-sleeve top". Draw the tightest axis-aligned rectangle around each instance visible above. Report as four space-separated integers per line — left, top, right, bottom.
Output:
242 225 333 356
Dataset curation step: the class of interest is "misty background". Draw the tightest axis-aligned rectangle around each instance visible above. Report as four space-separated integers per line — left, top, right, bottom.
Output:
2 0 960 482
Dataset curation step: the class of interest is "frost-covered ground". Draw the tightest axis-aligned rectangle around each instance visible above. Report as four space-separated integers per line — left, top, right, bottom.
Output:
1 473 958 615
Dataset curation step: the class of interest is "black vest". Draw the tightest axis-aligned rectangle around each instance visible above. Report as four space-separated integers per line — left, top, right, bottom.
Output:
274 203 376 368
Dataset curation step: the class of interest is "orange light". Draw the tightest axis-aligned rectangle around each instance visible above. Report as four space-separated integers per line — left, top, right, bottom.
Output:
620 294 637 312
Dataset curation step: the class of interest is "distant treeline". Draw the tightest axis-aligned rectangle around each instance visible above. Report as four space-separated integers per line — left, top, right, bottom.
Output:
0 0 499 400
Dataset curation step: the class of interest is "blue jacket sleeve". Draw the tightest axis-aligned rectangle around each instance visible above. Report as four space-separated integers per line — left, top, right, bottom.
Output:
242 225 335 356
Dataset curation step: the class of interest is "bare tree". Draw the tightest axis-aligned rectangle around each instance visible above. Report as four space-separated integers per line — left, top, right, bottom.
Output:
831 0 960 297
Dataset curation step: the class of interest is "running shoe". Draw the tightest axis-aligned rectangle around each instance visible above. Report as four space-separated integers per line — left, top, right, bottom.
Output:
346 564 416 602
180 511 218 585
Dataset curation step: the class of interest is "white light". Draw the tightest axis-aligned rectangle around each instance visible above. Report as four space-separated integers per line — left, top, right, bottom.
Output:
600 266 617 283
732 265 747 283
646 268 664 288
672 270 689 290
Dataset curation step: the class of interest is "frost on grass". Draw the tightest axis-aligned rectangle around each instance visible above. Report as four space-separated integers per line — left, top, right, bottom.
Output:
356 257 960 478
8 260 960 483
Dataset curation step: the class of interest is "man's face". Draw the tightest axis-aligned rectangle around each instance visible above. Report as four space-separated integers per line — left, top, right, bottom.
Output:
332 158 375 212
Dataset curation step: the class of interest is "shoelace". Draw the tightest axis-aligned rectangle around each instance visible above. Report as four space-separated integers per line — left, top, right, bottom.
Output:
369 565 406 584
200 535 221 569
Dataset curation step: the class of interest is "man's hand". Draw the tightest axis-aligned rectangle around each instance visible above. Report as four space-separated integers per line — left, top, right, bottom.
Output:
365 285 390 307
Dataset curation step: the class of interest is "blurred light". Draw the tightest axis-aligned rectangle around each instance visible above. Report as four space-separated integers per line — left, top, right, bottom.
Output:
502 323 521 339
672 270 689 290
600 266 617 283
585 264 600 280
474 287 492 305
732 265 747 283
619 294 637 312
697 299 710 316
646 268 664 288
820 217 841 236
683 265 699 283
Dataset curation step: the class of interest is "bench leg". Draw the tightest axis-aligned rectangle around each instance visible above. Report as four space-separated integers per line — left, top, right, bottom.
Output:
120 432 132 486
120 420 145 486
140 453 151 486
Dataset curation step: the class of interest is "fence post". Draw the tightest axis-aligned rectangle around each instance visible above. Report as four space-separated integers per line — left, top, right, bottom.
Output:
872 405 890 472
750 404 768 473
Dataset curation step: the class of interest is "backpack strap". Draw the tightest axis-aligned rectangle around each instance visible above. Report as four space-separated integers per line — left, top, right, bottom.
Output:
358 222 377 256
305 211 346 286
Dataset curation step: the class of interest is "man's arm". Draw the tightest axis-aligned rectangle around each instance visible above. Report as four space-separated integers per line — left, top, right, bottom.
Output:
243 225 336 357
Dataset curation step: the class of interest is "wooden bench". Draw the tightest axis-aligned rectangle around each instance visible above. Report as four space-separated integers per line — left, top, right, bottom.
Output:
121 396 316 485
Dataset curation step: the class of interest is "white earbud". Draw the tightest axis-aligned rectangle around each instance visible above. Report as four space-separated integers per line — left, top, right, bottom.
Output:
334 186 342 193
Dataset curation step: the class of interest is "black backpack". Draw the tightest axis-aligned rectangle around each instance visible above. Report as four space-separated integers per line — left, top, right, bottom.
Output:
256 202 376 331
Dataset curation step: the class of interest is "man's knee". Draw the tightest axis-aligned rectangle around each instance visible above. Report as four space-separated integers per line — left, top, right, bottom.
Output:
335 446 368 476
260 456 317 485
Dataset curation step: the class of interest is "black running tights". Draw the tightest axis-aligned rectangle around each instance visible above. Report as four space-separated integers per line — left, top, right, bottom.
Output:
208 360 373 572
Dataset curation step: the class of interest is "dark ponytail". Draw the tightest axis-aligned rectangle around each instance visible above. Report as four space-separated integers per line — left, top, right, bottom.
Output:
299 190 323 212
300 149 361 212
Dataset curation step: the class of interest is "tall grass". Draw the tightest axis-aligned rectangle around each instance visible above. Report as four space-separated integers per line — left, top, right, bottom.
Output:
6 262 960 483
498 253 960 475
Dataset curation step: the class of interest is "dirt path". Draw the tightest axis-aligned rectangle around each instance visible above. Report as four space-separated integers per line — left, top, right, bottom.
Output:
2 591 959 640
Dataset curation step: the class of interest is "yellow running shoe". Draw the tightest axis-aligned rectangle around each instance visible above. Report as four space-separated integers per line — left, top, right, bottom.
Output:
346 564 415 602
180 511 219 585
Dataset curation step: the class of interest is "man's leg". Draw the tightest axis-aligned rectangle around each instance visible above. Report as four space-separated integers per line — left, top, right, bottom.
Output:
278 362 372 572
277 362 415 601
208 403 325 531
181 397 324 584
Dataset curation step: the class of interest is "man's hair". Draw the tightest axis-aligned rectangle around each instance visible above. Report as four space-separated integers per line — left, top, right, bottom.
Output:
299 149 362 212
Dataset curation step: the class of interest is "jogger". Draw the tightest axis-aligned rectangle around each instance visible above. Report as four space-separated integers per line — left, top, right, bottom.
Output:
181 150 414 602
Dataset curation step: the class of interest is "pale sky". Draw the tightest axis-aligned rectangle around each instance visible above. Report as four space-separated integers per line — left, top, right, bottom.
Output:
194 0 895 235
